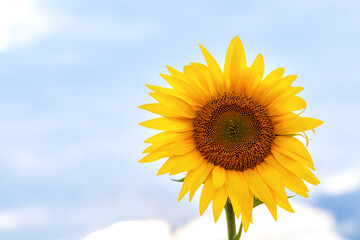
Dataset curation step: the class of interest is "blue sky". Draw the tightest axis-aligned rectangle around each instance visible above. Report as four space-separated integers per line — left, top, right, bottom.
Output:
0 0 359 239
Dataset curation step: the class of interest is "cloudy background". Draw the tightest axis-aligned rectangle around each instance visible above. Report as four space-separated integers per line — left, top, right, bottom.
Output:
0 0 359 239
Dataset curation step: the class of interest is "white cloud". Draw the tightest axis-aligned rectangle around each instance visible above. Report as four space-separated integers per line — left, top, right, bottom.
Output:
83 202 344 240
241 202 344 240
0 0 50 51
53 15 161 44
0 213 18 231
0 208 48 231
83 220 171 240
320 169 360 195
0 0 162 53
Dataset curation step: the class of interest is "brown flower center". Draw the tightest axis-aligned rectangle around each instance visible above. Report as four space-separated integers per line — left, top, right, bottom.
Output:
192 92 275 171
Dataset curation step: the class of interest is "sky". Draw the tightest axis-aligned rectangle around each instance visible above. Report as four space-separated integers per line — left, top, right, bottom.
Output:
0 0 359 239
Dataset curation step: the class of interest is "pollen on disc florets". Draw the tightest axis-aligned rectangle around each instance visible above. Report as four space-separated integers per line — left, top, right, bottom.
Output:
192 92 275 172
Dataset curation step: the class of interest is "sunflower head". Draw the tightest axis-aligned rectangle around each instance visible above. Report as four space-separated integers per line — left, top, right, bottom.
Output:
139 37 323 232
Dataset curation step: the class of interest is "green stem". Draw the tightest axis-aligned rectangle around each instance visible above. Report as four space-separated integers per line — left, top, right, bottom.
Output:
224 199 236 240
233 222 243 240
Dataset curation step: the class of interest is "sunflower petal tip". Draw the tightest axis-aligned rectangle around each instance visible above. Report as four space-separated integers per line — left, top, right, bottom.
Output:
213 214 220 223
198 44 210 55
138 104 148 110
178 189 188 202
145 84 155 91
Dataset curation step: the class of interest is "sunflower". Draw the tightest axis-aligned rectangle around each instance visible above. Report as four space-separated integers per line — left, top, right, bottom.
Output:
139 37 323 232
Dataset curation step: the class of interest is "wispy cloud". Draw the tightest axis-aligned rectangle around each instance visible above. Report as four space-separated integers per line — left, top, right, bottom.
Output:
0 207 48 231
83 220 171 240
0 0 50 51
320 169 360 195
83 202 344 240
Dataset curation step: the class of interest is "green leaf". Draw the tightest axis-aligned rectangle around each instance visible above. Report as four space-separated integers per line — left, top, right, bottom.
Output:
170 177 185 182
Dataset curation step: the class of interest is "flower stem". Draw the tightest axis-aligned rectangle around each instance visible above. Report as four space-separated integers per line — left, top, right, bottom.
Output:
224 199 236 240
233 222 243 240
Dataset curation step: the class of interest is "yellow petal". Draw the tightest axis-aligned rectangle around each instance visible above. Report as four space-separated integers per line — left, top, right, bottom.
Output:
226 170 245 218
199 177 215 215
178 161 212 201
256 163 287 200
241 210 251 233
247 54 264 96
183 64 211 97
146 84 175 96
261 67 285 85
287 86 304 96
271 112 298 124
274 136 314 168
237 172 254 223
253 67 285 102
190 62 218 96
243 169 276 209
267 96 307 116
265 155 309 197
275 116 323 134
149 92 196 118
224 36 247 89
272 144 315 170
212 186 228 222
284 96 307 111
144 131 193 144
142 142 166 153
266 85 303 108
169 150 204 175
264 202 277 221
212 165 227 189
139 103 172 117
147 83 199 108
199 44 226 91
189 163 214 201
261 75 297 105
139 151 169 163
256 163 294 213
158 138 195 155
224 185 241 218
157 157 178 175
272 150 320 185
160 74 204 107
157 150 203 175
140 117 192 132
168 64 209 101
166 65 185 79
273 190 294 213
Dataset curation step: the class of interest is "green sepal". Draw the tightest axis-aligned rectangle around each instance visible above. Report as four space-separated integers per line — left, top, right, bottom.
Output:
253 195 295 208
253 196 263 208
170 177 185 182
